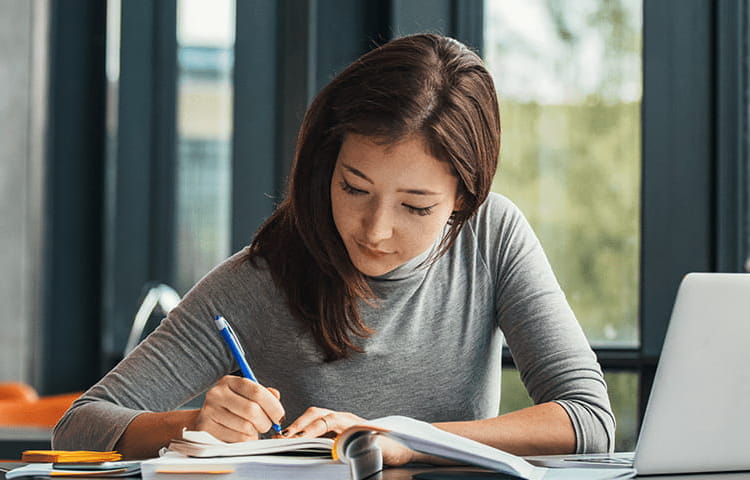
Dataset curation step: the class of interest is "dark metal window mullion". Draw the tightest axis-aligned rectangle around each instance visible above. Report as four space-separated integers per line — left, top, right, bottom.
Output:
231 1 281 250
716 0 749 273
102 0 177 372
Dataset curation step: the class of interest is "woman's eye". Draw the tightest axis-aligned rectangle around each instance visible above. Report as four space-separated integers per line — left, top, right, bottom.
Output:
340 180 367 195
340 179 434 216
404 204 434 216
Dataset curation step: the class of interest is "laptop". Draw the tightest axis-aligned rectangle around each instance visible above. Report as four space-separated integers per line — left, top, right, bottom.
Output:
524 273 750 475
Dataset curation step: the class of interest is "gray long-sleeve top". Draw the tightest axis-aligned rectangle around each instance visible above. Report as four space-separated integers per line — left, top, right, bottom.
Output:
53 193 615 453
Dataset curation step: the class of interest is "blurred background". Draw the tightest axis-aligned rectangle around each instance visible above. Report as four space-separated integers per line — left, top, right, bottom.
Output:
1 0 748 454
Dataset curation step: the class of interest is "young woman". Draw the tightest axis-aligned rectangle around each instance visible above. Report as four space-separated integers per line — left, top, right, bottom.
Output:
53 34 615 464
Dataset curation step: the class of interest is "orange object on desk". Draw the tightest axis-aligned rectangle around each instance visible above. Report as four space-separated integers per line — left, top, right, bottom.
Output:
0 382 82 428
21 450 122 463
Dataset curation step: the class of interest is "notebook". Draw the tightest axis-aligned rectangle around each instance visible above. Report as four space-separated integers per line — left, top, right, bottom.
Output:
525 273 750 475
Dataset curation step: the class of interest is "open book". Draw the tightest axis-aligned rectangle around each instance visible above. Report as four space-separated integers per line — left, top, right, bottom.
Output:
141 416 547 480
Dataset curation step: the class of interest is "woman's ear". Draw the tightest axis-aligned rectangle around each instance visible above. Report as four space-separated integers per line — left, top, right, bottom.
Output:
453 193 466 213
447 195 465 226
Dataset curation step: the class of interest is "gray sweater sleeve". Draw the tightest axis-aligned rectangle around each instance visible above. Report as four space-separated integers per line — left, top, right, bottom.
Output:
482 196 616 453
52 258 250 451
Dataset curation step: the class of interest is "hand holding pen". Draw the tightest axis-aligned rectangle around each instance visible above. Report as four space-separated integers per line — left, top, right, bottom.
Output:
189 316 285 442
215 315 282 434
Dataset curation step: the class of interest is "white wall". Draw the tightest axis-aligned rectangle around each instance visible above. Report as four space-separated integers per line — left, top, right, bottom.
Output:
0 0 48 385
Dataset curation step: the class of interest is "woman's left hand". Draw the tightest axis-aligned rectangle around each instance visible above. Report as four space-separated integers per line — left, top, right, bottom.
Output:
280 407 416 466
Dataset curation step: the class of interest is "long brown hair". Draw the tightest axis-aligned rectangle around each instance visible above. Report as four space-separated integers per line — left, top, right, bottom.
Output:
248 34 500 361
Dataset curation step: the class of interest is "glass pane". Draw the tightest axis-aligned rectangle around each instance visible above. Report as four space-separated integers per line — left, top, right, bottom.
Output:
105 0 120 166
484 1 642 346
175 0 236 293
501 368 638 451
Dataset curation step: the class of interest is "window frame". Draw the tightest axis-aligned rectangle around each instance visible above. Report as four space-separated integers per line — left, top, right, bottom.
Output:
39 0 107 394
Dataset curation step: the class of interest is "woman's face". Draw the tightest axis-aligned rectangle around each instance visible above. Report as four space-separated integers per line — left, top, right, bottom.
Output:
330 133 460 277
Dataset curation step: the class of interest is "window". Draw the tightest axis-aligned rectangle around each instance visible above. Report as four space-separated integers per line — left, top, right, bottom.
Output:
175 0 236 293
484 0 643 450
99 0 239 366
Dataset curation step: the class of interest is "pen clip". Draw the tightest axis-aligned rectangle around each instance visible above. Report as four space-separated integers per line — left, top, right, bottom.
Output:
224 321 247 358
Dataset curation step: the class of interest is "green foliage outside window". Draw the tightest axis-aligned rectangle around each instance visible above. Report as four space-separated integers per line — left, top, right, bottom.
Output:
493 99 641 345
487 0 643 453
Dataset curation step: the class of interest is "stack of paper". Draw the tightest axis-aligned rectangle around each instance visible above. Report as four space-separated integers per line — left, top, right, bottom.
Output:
142 451 351 480
144 431 348 480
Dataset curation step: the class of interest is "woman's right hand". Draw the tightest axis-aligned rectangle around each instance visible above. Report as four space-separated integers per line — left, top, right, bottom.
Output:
190 375 285 442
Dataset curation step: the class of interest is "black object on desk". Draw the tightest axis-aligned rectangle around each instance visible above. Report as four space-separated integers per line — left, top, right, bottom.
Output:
413 470 519 479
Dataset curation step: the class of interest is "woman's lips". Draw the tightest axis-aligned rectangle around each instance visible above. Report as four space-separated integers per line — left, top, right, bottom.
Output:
356 241 394 257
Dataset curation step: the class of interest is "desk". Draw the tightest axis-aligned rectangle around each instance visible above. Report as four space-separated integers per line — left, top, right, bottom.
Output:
0 427 51 460
3 464 750 480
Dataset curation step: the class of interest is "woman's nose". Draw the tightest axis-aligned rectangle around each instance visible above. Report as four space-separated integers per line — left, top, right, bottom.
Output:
362 203 394 244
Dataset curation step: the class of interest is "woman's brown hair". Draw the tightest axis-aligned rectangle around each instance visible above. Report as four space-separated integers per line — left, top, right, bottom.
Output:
248 33 500 361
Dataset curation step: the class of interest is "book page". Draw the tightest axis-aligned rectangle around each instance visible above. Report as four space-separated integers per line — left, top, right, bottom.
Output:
338 416 547 480
169 430 333 458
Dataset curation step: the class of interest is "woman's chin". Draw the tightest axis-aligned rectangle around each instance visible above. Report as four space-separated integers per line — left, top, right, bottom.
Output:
352 258 400 278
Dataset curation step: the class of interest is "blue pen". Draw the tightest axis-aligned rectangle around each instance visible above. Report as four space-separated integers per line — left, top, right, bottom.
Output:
214 315 282 434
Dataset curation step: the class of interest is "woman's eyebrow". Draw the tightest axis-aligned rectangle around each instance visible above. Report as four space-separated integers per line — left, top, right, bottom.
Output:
342 164 372 183
397 188 441 196
341 163 442 196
